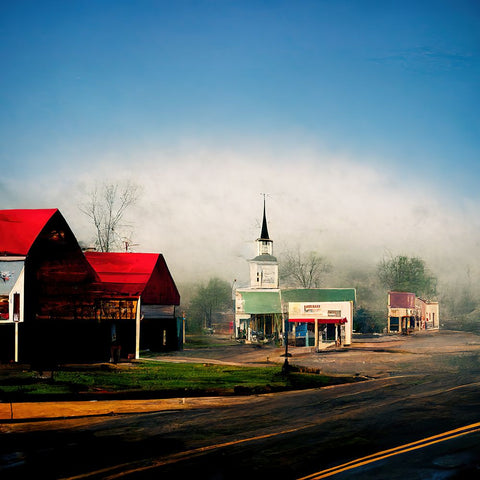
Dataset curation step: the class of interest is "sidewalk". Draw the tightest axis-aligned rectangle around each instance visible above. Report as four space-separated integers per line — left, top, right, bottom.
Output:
0 395 258 422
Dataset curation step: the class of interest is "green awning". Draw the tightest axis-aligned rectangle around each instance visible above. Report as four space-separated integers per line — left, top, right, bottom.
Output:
281 288 356 303
240 291 282 314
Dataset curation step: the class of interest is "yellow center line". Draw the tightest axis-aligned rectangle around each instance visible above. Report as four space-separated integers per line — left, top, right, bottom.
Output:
298 422 480 480
61 425 309 480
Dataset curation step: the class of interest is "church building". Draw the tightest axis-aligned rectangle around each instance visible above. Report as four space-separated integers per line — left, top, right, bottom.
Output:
235 198 282 342
234 199 355 349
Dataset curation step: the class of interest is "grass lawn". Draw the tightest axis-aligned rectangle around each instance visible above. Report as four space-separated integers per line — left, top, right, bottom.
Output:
0 360 361 401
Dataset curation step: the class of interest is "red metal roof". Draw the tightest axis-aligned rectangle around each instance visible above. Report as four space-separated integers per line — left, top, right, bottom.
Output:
85 252 180 305
0 210 180 306
85 252 157 284
0 209 58 256
389 291 416 308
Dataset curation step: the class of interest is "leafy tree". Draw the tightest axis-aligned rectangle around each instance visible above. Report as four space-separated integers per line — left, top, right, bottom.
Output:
354 307 385 334
377 255 437 299
338 265 386 327
187 277 232 332
279 249 331 288
80 181 140 252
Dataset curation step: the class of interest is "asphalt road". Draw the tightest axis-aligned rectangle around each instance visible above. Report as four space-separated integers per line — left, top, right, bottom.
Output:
1 331 480 479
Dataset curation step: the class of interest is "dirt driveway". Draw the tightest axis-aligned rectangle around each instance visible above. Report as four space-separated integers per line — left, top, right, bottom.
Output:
156 329 480 378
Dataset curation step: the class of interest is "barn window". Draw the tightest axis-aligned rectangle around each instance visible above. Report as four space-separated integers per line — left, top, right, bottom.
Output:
0 295 8 319
49 230 65 241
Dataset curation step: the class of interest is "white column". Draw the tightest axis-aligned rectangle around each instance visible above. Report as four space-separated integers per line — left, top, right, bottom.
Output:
14 322 19 363
135 297 141 360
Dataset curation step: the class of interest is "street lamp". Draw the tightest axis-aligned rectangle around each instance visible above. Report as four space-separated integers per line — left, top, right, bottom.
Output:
281 311 291 374
231 279 237 340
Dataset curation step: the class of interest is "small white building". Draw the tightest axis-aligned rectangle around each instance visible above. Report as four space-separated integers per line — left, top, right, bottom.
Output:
424 301 439 329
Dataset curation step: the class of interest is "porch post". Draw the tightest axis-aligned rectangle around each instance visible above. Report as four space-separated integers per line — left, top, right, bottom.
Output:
14 322 19 363
314 319 318 351
135 296 141 360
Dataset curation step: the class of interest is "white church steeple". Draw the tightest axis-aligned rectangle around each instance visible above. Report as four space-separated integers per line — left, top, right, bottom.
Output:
249 195 279 288
256 195 274 257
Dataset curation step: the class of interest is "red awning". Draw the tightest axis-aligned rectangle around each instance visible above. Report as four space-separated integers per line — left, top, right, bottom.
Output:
288 318 347 324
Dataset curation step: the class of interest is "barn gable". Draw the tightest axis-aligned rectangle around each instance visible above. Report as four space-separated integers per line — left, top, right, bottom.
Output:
0 208 58 256
142 255 180 306
84 252 180 305
0 208 98 317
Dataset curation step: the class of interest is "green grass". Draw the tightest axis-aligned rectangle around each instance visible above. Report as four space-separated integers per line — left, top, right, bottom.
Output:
182 335 238 349
0 360 361 401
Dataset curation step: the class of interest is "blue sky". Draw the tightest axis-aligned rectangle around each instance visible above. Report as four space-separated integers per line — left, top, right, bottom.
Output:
1 1 480 281
2 1 479 181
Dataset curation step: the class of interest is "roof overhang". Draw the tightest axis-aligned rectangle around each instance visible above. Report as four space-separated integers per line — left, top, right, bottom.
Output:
288 317 348 324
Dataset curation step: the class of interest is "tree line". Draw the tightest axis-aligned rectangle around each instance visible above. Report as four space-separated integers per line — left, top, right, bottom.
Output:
79 182 479 335
181 251 479 335
180 251 446 335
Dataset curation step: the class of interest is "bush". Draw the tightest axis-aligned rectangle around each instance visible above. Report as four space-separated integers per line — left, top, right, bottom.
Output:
354 308 385 334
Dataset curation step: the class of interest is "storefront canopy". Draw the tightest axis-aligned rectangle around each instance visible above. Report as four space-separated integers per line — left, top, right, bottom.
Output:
239 291 282 314
288 318 348 324
282 288 356 303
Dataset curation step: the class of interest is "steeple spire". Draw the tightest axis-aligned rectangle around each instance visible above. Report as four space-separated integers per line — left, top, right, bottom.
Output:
249 193 278 288
260 194 270 240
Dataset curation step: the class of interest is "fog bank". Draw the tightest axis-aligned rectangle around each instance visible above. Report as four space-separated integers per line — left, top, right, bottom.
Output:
2 146 478 289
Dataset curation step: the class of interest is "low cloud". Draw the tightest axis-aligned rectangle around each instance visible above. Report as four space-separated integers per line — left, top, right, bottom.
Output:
2 144 479 289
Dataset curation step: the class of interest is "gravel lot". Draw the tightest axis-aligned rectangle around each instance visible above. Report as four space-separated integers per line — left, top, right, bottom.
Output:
156 329 480 378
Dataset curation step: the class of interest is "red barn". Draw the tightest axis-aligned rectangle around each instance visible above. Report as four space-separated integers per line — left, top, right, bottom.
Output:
0 209 98 363
85 252 181 356
0 209 181 364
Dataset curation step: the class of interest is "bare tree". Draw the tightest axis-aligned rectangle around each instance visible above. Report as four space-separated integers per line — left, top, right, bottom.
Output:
80 182 140 252
279 248 331 288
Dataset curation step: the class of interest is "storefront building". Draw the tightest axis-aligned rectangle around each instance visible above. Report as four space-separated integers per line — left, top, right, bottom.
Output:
282 288 355 347
387 291 439 333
